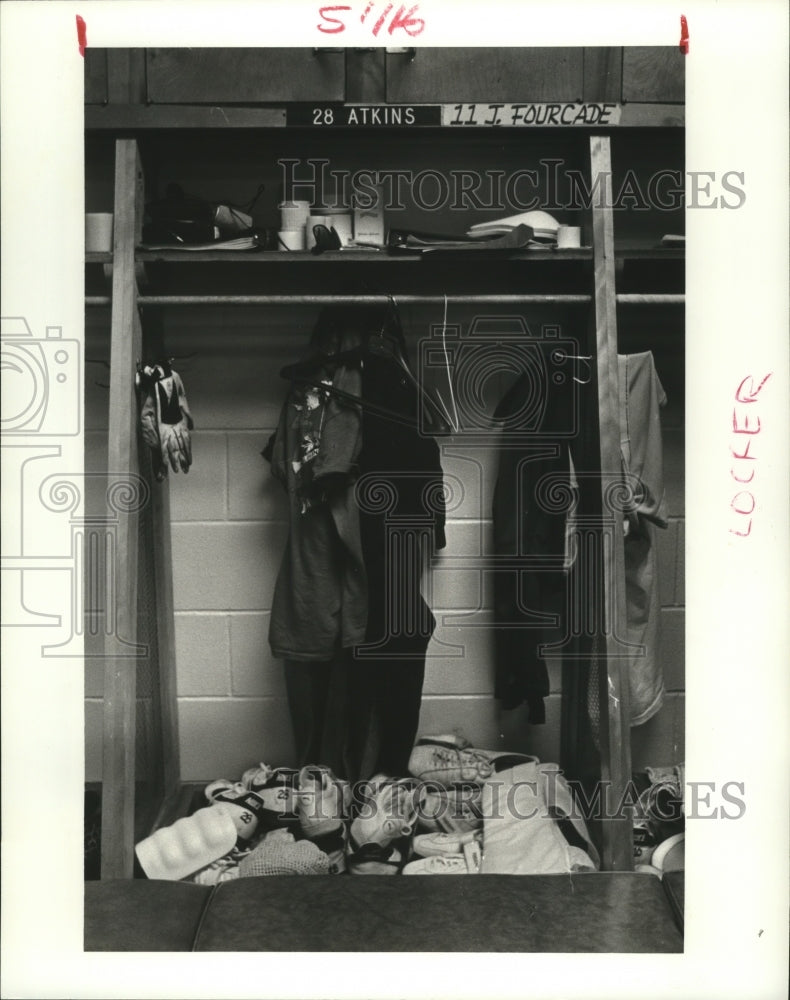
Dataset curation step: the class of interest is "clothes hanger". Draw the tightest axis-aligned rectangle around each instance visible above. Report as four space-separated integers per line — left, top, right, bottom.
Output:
284 371 423 431
280 298 452 434
376 294 454 433
551 348 593 385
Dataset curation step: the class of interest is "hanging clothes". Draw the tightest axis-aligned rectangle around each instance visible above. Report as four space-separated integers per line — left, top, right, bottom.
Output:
265 304 446 783
491 345 669 728
617 350 669 725
491 340 578 723
265 322 368 661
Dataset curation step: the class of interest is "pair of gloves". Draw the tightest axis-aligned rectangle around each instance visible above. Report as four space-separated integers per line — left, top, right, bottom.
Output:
138 362 194 481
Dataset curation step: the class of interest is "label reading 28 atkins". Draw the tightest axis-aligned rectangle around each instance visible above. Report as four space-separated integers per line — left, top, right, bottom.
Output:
287 105 441 127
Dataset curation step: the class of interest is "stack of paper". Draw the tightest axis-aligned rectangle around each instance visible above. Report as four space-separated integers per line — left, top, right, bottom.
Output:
139 236 260 251
466 210 561 242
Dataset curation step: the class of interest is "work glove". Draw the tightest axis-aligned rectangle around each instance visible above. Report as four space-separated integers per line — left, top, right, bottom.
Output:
139 364 194 481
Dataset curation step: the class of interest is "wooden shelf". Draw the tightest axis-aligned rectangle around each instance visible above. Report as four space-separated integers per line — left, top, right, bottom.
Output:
134 247 594 263
615 245 684 260
93 246 686 267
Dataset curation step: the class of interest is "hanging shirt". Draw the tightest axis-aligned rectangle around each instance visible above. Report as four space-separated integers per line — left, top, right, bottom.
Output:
618 351 668 725
491 341 576 722
265 306 446 663
266 330 368 661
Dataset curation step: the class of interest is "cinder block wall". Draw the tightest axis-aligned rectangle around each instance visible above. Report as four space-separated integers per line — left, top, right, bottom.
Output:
85 304 684 783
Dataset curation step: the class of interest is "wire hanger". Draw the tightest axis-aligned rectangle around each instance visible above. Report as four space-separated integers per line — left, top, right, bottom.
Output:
432 294 460 433
552 348 593 384
280 298 452 433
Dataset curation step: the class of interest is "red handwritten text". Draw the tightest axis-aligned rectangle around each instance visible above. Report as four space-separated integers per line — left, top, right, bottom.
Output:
729 374 772 537
318 3 425 35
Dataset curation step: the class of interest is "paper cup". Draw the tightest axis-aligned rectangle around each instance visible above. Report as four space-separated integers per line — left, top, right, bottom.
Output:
85 213 113 253
556 225 581 249
278 228 305 251
278 200 311 231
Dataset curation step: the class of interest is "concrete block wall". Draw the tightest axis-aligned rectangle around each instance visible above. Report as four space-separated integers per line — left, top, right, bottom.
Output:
84 307 685 783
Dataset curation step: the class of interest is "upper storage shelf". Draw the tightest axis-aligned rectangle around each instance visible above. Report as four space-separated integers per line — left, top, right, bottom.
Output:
84 47 685 130
146 49 346 103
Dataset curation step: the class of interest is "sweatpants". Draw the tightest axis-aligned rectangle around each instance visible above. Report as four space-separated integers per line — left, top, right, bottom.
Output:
284 653 426 785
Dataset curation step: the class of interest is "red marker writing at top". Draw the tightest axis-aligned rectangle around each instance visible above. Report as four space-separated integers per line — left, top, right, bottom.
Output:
679 15 689 55
76 15 87 57
319 3 424 35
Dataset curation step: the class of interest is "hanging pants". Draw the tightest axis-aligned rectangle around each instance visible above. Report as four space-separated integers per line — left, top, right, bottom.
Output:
285 653 426 785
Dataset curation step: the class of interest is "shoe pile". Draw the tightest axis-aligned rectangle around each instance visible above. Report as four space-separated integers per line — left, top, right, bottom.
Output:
136 733 598 882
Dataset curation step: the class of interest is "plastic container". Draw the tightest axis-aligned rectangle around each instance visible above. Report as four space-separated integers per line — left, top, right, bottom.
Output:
278 200 311 231
134 806 238 881
85 213 113 253
277 228 306 251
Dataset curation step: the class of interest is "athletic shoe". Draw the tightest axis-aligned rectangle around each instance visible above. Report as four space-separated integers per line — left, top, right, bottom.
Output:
240 762 275 792
296 765 351 874
404 837 481 874
208 788 268 842
408 736 534 786
204 778 247 803
416 782 484 835
412 830 479 858
346 839 406 875
206 768 299 837
296 765 351 830
346 775 421 875
402 854 470 875
243 767 300 830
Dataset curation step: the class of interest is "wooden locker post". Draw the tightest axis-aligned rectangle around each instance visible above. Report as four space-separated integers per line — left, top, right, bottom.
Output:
100 138 144 879
590 135 634 871
149 422 182 814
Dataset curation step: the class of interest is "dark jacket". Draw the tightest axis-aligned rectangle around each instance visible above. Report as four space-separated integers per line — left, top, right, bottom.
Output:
266 305 445 663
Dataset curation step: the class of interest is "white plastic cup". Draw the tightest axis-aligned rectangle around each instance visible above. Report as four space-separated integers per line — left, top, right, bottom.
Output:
556 225 581 249
278 228 306 251
85 213 114 253
278 200 311 231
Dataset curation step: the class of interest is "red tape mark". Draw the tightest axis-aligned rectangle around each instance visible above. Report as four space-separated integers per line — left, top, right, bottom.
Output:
76 15 87 57
679 15 689 55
